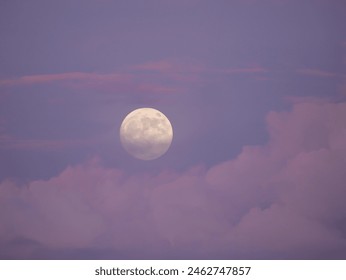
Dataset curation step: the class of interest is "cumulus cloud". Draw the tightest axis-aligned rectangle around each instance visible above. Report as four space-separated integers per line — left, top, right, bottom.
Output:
1 101 346 259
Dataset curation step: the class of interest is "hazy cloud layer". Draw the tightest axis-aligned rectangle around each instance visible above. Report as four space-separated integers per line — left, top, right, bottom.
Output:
1 100 346 259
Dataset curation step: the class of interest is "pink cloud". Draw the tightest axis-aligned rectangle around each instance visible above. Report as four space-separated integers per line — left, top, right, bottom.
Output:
0 61 269 98
1 104 346 258
297 68 341 78
0 72 133 87
229 204 345 257
0 70 182 98
266 102 346 158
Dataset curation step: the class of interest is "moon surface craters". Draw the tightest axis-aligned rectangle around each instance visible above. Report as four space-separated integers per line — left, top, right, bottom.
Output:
119 108 173 160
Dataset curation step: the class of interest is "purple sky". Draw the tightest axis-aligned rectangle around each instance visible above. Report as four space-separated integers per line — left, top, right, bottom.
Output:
1 0 346 259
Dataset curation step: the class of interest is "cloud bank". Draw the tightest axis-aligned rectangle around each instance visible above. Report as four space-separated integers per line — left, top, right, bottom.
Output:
1 101 346 259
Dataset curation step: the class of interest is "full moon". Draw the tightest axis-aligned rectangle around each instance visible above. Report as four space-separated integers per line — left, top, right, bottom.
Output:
119 108 173 160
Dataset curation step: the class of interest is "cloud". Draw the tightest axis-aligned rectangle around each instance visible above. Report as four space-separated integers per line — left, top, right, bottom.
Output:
297 68 343 78
229 204 345 259
0 61 269 98
0 72 132 87
1 100 346 259
0 70 183 109
0 59 205 89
